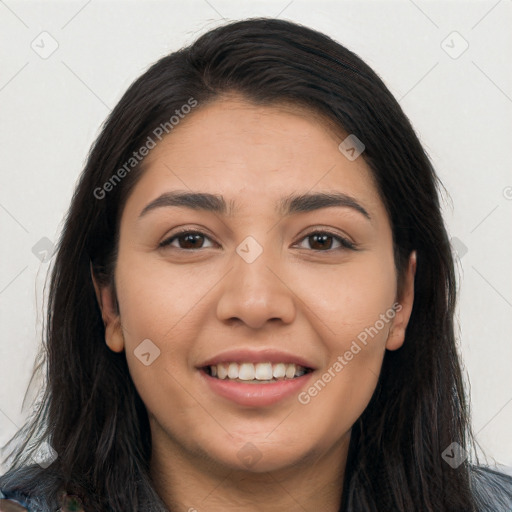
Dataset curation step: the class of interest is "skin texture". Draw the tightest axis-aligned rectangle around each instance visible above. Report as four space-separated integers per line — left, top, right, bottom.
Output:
92 96 416 512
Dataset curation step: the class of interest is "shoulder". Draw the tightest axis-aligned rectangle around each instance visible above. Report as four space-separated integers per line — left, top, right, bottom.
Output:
8 463 511 511
1 464 165 511
0 464 61 512
1 487 31 510
471 464 512 511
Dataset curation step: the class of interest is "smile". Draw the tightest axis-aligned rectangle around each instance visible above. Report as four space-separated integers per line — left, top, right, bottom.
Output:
199 365 315 407
204 362 312 382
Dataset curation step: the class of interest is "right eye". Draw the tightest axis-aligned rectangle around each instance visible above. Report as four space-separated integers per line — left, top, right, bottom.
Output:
159 230 216 250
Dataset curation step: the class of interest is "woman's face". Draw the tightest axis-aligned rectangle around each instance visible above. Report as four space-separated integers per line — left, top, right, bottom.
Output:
97 96 415 474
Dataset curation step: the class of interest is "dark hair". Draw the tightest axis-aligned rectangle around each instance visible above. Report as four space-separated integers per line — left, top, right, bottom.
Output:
0 17 489 511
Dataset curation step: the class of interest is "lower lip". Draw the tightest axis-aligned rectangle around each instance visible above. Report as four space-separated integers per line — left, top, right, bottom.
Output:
199 369 314 407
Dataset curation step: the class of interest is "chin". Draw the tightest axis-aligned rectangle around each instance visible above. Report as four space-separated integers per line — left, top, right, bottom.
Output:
204 442 309 474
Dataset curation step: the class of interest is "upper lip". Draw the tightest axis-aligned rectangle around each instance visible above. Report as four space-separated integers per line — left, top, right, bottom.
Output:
197 348 317 370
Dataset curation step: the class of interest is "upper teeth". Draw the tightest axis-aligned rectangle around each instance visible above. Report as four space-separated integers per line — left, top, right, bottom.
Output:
209 362 308 380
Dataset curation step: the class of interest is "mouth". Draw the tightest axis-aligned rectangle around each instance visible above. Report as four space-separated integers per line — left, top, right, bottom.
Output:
202 361 314 384
196 349 317 406
198 361 315 407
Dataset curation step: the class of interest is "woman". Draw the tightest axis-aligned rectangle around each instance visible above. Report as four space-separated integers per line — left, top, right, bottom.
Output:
1 17 511 512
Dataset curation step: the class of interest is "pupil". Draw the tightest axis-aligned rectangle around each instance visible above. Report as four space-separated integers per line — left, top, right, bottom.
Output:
181 234 202 248
311 234 332 250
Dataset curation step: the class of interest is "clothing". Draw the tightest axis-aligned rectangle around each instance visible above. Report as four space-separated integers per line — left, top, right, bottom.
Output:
1 464 512 511
0 487 85 511
471 465 512 511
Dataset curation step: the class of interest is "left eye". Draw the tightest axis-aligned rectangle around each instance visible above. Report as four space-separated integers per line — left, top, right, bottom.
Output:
294 231 356 251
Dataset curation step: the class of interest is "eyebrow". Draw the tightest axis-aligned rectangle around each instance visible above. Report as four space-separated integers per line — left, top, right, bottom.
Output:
138 190 371 220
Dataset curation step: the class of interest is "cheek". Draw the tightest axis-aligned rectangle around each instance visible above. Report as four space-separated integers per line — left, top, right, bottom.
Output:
112 252 219 412
295 301 393 446
113 251 216 344
297 250 397 337
294 252 396 415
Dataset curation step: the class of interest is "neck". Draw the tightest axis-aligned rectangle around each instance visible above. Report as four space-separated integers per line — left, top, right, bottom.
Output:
149 427 350 512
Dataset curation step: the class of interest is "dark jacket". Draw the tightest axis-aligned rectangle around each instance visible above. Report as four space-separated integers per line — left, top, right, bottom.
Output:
1 464 512 511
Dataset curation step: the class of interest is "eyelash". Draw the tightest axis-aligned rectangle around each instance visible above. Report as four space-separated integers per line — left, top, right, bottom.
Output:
159 228 357 252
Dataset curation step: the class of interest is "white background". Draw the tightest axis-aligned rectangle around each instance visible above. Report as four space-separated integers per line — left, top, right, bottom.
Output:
1 0 511 473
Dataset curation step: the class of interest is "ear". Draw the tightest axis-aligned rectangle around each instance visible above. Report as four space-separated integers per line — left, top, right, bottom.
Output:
385 251 416 351
90 262 125 353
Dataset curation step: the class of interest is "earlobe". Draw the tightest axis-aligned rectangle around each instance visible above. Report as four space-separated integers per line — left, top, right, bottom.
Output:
105 318 125 353
385 251 416 351
90 262 125 353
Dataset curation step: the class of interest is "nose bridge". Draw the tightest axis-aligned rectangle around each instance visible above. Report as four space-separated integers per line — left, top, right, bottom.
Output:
216 234 296 329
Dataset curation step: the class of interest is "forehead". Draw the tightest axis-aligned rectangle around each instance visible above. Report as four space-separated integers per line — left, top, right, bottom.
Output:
124 96 385 220
144 96 347 167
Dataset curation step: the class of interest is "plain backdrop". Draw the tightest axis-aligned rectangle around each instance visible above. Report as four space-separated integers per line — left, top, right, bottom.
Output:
1 0 511 473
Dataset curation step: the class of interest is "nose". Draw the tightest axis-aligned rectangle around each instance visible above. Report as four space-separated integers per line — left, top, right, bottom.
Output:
216 241 296 330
